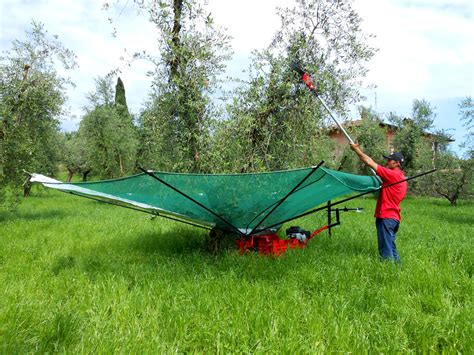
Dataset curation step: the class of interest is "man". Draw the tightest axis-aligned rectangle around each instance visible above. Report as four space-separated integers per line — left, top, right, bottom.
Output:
350 143 407 261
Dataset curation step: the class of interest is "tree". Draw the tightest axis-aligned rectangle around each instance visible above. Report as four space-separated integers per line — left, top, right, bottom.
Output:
426 152 473 206
458 96 473 158
389 99 455 197
221 0 376 172
389 99 437 173
115 77 128 111
78 76 138 179
113 77 138 174
424 97 474 205
338 106 386 174
128 0 232 172
387 98 473 203
210 69 336 172
59 131 90 182
0 22 76 207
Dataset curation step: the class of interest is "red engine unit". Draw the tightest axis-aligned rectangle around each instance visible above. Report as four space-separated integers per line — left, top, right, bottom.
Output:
235 233 307 256
235 205 362 256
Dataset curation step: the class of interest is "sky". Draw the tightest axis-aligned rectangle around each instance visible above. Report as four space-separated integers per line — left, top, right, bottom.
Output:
1 0 473 155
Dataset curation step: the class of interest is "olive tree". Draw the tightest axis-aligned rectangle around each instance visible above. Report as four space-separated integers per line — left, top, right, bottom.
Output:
220 0 376 172
338 106 386 175
78 76 138 179
422 97 474 205
458 96 473 158
0 22 76 207
427 153 473 206
389 99 437 173
126 0 232 172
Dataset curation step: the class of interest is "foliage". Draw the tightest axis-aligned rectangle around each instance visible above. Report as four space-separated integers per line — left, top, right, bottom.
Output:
458 96 473 158
215 58 335 172
1 191 472 352
272 0 376 110
114 77 128 115
112 76 139 173
338 106 386 174
389 99 436 173
384 98 472 203
4 4 469 211
133 0 232 172
78 77 138 179
59 131 90 182
414 97 474 205
0 21 76 208
219 0 376 172
422 153 473 206
208 75 336 172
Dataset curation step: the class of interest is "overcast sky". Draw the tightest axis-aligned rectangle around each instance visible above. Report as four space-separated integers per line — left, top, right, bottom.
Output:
1 0 473 154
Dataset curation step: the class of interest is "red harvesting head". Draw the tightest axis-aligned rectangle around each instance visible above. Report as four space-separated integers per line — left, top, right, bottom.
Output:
302 72 315 91
291 62 317 92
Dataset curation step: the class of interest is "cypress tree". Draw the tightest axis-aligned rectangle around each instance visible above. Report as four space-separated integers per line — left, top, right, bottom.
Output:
114 77 128 116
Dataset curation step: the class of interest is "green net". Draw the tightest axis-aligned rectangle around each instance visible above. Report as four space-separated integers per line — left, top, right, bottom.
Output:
32 166 380 234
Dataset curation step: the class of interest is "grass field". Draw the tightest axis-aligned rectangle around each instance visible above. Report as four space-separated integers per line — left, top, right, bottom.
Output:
1 187 473 352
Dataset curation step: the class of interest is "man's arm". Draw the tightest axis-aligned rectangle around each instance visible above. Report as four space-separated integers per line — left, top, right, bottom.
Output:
350 143 378 171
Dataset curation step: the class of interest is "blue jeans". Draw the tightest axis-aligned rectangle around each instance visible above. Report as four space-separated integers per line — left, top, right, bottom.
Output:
375 218 400 261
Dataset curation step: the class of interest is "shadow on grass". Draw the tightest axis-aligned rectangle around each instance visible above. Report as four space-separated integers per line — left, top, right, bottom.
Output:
126 228 372 260
74 227 264 278
317 234 374 257
72 224 374 284
422 198 474 209
0 209 69 223
428 210 474 226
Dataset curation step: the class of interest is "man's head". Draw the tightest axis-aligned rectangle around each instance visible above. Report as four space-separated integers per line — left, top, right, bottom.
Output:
383 152 405 169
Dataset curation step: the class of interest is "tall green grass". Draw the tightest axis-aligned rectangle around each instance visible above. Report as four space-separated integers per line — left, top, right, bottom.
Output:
1 188 472 352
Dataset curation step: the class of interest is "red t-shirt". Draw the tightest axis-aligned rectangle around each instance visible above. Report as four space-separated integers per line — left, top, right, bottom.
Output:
375 165 407 221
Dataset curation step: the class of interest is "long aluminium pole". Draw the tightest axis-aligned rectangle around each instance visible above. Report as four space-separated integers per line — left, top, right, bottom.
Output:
291 63 376 176
315 96 354 144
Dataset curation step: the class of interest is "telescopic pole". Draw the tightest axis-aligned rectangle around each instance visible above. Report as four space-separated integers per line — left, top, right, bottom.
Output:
315 96 354 144
291 63 376 176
